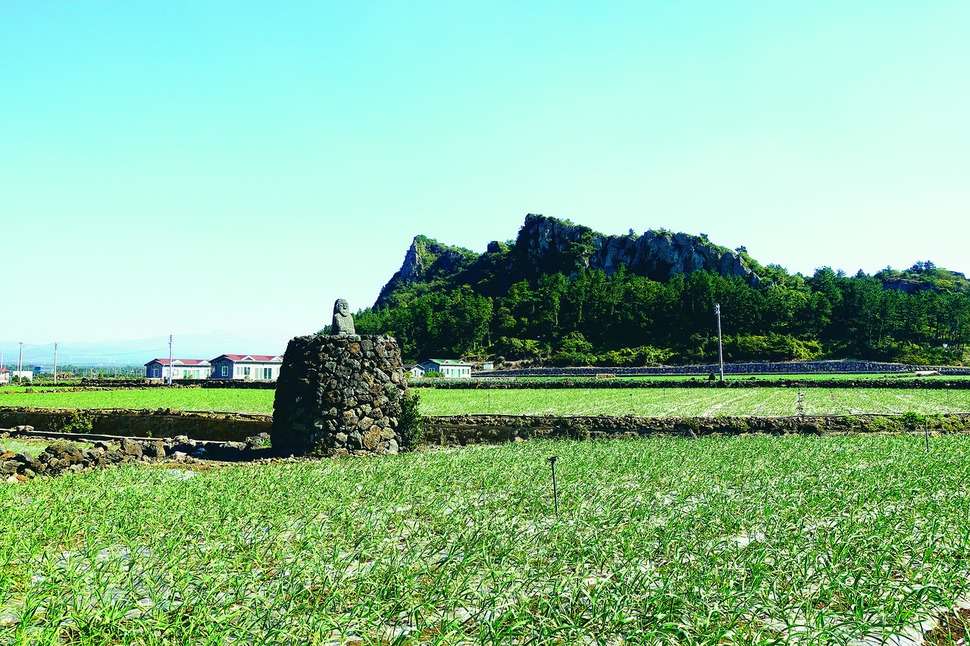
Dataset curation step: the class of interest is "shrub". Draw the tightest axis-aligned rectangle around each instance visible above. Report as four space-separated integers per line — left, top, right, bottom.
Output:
598 345 674 367
724 334 823 362
398 393 423 450
59 410 94 434
899 411 925 429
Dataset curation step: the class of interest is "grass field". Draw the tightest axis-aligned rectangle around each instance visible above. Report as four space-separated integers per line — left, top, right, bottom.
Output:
3 387 970 417
425 387 970 416
2 434 969 644
0 389 274 414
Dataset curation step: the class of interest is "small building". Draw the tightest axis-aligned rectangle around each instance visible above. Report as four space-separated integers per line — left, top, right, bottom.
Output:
0 369 8 385
210 354 283 381
404 363 425 380
10 370 33 382
145 359 212 381
417 359 473 379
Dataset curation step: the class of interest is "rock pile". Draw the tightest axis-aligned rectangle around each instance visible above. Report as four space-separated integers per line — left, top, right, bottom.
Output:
0 431 273 483
271 334 409 456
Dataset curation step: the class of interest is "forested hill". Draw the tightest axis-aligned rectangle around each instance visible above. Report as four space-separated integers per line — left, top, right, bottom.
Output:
375 214 756 308
354 214 970 367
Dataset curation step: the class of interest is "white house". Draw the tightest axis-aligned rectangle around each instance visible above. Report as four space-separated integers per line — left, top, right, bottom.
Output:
0 368 8 385
145 359 212 381
10 370 33 382
210 354 283 381
417 359 473 379
404 363 425 380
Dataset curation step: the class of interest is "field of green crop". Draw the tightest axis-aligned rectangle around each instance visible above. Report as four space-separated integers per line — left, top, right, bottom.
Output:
0 389 274 414
416 388 970 417
801 389 970 416
3 386 970 417
2 434 969 644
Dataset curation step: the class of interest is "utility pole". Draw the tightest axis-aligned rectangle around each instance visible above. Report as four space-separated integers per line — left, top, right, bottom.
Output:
714 304 725 383
53 343 58 385
168 334 174 385
18 342 23 382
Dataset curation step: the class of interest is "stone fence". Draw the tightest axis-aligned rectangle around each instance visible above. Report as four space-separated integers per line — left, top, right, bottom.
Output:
425 414 970 444
4 407 970 448
479 360 970 378
0 407 271 442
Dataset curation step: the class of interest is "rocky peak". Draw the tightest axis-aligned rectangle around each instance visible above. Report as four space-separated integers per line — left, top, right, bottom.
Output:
376 214 761 308
376 235 477 307
514 214 758 284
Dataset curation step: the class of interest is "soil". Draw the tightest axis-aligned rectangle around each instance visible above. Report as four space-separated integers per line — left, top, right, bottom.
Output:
925 607 970 644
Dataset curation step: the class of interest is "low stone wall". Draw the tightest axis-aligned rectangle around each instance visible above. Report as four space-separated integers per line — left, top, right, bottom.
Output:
425 413 970 445
0 407 271 442
4 408 969 449
1 434 276 483
479 360 970 378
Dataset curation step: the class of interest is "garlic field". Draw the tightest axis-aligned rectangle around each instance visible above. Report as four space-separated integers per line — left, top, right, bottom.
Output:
2 434 969 644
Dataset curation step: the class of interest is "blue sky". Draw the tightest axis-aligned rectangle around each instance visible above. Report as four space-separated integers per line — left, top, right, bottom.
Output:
2 1 968 357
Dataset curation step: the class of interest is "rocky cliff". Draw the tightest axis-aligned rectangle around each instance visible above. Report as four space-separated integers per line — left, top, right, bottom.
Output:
375 235 477 307
512 213 756 283
375 214 759 307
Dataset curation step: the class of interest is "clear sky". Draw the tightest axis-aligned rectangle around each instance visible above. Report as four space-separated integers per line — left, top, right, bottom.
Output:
2 1 968 354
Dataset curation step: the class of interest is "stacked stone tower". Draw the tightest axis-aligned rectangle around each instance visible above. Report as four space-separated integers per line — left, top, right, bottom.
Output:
271 300 409 456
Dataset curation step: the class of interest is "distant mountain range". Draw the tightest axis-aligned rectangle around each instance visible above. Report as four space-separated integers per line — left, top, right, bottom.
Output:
0 332 287 369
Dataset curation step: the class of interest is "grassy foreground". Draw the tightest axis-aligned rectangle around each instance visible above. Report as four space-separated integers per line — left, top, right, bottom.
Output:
2 434 969 644
3 387 970 417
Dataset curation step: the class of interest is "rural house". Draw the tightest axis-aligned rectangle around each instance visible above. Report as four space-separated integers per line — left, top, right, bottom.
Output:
210 354 283 381
417 359 473 379
0 368 8 385
145 358 212 381
404 363 425 380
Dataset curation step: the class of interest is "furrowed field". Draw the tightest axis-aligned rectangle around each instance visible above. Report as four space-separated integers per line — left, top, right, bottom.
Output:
2 387 970 417
2 435 969 644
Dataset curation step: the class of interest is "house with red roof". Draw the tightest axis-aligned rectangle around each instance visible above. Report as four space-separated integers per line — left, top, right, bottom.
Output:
0 368 9 385
145 358 212 381
210 354 284 381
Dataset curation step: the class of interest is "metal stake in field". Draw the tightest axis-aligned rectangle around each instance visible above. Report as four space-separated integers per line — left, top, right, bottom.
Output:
548 456 560 519
714 304 725 383
924 420 930 452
